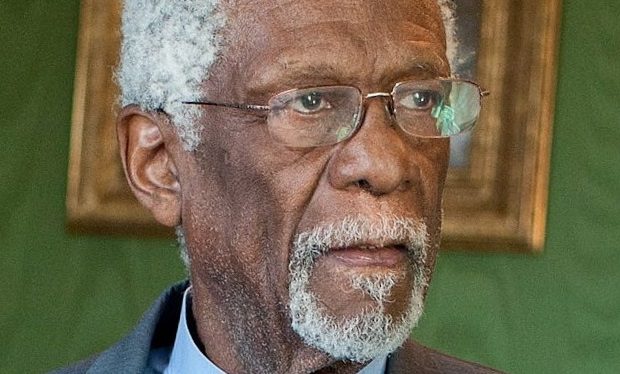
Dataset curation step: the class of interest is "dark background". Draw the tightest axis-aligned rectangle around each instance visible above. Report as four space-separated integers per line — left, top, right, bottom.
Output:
1 1 619 373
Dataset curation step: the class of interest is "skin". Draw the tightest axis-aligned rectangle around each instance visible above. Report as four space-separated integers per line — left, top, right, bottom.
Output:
118 0 450 373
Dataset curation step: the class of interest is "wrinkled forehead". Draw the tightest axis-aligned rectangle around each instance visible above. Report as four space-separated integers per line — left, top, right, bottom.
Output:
223 0 446 51
216 0 449 92
225 0 445 34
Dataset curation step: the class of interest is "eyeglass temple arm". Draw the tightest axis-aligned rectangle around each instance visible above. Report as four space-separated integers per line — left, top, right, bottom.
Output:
182 100 270 111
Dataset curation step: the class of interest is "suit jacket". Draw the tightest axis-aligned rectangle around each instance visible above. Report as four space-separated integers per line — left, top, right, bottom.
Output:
51 282 502 374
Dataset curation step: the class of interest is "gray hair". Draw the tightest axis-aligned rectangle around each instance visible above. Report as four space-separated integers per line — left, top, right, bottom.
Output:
118 0 226 150
289 214 430 361
118 0 458 151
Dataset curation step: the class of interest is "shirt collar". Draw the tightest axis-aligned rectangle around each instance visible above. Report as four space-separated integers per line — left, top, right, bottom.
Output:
165 287 387 374
164 287 226 374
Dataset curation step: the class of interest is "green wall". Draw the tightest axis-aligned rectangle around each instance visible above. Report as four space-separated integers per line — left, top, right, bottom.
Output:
1 1 618 373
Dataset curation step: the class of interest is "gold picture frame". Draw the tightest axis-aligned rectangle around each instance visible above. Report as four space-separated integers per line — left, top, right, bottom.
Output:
66 0 562 251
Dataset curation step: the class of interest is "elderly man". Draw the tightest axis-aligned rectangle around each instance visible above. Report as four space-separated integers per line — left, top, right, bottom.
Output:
57 0 499 373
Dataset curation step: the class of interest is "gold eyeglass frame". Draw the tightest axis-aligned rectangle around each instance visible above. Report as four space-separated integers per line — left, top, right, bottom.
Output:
181 79 489 145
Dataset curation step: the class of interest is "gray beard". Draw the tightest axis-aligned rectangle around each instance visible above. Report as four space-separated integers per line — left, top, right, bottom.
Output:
288 214 430 363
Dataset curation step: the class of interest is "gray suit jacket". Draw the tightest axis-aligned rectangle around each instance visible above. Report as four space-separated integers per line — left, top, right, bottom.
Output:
52 282 501 373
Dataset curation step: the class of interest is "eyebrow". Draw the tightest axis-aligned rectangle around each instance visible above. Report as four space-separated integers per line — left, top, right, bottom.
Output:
397 62 445 79
247 56 447 98
247 63 353 97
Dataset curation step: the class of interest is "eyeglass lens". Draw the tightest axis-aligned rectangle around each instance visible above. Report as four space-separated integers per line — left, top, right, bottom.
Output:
267 80 481 148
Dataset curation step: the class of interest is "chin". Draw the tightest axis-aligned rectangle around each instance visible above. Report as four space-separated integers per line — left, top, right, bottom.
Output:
287 214 431 362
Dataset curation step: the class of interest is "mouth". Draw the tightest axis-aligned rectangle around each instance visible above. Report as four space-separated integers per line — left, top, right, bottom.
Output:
326 244 409 267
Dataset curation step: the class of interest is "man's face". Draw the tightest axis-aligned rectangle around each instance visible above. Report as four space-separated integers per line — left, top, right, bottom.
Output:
178 0 450 362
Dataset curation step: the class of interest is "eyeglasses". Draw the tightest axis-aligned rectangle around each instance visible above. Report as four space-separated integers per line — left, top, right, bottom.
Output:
182 78 489 148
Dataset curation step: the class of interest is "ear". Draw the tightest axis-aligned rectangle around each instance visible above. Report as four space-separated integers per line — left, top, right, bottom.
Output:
117 105 181 227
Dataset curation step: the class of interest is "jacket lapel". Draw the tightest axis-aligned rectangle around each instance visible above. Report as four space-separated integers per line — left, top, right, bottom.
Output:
87 281 188 374
386 339 440 374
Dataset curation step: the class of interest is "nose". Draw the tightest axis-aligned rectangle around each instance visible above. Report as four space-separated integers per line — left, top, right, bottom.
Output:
327 98 416 196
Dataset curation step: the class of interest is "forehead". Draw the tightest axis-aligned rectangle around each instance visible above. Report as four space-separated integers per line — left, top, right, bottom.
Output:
217 0 448 95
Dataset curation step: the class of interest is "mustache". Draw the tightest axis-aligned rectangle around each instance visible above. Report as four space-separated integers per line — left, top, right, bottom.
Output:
291 214 429 267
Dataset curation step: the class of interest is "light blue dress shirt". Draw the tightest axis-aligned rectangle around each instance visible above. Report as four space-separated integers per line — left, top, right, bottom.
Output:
161 287 387 374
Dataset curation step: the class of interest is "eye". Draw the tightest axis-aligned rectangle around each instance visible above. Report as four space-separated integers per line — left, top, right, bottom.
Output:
399 89 439 111
289 92 331 114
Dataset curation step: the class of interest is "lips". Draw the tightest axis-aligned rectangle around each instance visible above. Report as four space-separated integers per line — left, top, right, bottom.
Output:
327 244 408 267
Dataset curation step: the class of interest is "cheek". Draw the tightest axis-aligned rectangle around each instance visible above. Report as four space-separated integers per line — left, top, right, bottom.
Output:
219 108 331 219
187 113 332 288
415 138 450 212
415 139 449 279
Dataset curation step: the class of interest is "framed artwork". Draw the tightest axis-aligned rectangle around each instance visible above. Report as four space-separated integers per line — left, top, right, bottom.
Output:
66 0 562 251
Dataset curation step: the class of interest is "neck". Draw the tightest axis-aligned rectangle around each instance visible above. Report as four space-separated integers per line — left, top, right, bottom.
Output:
189 279 367 374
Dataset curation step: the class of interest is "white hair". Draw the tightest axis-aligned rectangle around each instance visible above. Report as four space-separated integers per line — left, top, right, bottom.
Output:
437 0 459 74
289 214 430 362
350 272 404 304
175 225 190 270
118 0 458 150
118 0 226 150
